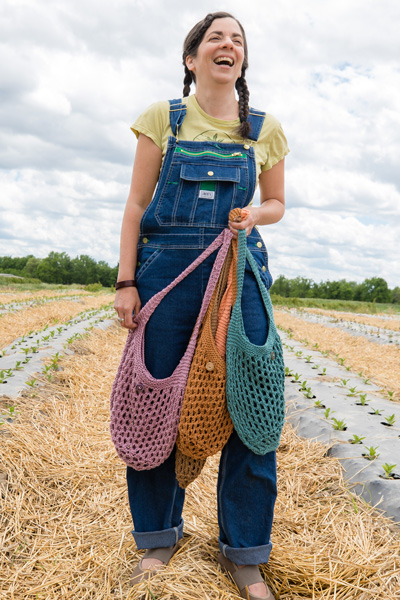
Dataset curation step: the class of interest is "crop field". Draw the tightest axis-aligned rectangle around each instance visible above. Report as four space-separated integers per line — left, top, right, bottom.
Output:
1 289 400 599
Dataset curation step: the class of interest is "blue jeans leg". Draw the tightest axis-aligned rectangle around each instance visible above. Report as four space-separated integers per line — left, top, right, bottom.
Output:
126 446 185 549
217 430 277 565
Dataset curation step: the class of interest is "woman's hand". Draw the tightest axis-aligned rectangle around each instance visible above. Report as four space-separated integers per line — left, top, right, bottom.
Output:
228 206 260 237
114 287 142 330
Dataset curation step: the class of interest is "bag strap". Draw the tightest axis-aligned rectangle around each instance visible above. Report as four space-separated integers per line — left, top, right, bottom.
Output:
137 228 232 325
232 229 277 351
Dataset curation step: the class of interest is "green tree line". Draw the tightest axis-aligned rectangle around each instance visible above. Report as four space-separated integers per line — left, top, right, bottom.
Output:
270 275 400 304
0 253 118 287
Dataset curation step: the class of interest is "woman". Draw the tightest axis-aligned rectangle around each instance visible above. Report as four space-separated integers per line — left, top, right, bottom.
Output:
114 12 288 600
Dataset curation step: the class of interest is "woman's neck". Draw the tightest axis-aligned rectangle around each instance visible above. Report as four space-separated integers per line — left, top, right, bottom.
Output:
194 86 239 120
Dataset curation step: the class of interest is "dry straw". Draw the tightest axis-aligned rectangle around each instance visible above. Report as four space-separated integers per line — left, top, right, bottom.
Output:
1 324 400 599
275 310 400 401
0 294 112 350
305 308 400 333
0 289 88 305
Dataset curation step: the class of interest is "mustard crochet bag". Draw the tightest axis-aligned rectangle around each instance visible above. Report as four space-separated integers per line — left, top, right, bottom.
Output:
175 246 235 488
226 228 285 455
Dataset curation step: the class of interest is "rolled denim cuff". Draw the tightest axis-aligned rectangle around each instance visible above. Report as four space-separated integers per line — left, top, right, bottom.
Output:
132 518 184 550
219 539 273 565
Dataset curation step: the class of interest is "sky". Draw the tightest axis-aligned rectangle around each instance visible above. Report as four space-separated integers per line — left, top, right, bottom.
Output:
1 0 399 287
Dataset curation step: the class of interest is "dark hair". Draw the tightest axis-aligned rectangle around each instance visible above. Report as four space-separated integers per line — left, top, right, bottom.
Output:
182 12 251 139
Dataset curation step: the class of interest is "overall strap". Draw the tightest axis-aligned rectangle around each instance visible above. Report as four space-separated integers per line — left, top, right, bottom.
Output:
246 107 266 142
169 98 187 138
138 228 233 324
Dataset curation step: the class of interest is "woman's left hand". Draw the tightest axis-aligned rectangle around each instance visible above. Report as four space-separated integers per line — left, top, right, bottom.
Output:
228 206 260 237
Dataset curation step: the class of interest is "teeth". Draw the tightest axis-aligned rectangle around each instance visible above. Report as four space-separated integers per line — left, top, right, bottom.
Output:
214 56 234 66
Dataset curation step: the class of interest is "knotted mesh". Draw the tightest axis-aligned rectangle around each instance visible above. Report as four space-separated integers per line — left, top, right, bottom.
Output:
226 229 285 455
110 229 232 470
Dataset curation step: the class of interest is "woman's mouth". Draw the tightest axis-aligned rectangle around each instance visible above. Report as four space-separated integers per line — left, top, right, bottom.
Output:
214 56 234 67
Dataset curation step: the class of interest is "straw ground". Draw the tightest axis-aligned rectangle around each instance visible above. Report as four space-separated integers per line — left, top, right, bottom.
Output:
1 324 400 599
304 308 400 333
0 294 112 349
0 289 88 306
275 310 400 401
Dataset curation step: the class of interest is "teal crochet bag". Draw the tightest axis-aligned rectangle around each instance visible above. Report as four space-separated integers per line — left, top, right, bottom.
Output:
226 229 285 455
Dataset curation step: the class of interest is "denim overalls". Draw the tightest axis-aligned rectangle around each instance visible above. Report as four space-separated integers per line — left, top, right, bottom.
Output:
126 99 278 565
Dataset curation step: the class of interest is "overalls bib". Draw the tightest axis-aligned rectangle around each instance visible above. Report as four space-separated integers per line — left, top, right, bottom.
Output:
127 100 278 565
135 99 272 380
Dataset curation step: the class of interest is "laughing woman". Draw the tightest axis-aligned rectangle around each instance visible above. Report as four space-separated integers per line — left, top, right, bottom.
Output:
113 11 289 600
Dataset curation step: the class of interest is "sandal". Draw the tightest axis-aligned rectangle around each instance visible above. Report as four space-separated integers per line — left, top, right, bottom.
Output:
217 552 275 600
130 542 180 586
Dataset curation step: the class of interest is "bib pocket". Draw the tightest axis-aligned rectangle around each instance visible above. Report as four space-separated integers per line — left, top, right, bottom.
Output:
136 247 164 283
155 160 249 227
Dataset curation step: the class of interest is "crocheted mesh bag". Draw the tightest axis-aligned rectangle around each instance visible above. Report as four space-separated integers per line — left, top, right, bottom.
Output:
226 229 285 455
110 228 232 470
175 209 244 488
175 249 233 488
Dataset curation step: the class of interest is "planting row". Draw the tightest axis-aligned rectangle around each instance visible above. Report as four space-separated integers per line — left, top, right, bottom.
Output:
0 293 113 350
0 303 115 401
275 309 400 400
280 308 400 347
306 307 400 332
0 290 89 315
279 328 400 522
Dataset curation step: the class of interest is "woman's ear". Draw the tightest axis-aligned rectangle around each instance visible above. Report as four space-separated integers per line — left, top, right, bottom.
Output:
186 55 195 72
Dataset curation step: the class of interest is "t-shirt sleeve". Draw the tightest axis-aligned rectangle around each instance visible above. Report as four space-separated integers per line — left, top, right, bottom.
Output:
130 101 169 150
261 118 290 171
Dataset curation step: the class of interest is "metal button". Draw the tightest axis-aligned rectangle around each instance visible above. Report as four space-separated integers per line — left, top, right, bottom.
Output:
137 261 141 267
142 237 148 244
244 144 250 150
207 171 214 176
256 241 262 248
271 351 276 360
206 361 214 372
262 265 266 272
135 383 144 393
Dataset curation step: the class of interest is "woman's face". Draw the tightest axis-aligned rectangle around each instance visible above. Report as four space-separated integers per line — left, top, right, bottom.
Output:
186 17 245 87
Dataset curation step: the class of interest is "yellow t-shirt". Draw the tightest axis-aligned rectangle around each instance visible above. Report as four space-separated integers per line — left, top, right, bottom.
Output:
131 95 289 182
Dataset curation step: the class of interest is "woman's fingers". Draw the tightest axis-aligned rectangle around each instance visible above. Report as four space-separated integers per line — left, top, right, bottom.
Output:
114 288 141 330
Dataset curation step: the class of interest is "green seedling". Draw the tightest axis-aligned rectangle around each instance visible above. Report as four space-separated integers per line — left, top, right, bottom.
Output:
363 445 380 460
312 364 319 370
363 378 371 385
381 463 397 479
370 408 383 415
285 367 293 377
347 387 359 397
384 414 396 426
357 394 369 406
332 418 347 431
300 380 308 391
324 408 335 419
57 327 63 335
303 387 315 399
0 371 7 384
345 366 351 371
319 367 327 376
295 350 303 357
41 335 50 342
305 355 312 363
349 434 366 444
14 361 23 371
21 347 31 356
386 391 395 400
313 343 319 349
22 357 31 364
340 378 350 387
0 350 5 358
25 378 37 388
338 357 346 366
314 400 325 408
31 345 39 353
292 373 301 382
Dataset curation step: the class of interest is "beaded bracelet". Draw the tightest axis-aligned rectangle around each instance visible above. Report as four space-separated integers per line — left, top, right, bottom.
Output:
115 279 137 290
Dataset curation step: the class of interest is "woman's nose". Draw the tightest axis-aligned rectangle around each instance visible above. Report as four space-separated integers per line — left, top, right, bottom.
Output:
221 36 234 49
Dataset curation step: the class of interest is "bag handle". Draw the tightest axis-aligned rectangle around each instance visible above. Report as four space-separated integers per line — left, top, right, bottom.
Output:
137 228 233 325
231 229 277 352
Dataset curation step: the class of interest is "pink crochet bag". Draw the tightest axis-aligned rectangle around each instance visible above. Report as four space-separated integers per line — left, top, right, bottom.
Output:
110 228 233 470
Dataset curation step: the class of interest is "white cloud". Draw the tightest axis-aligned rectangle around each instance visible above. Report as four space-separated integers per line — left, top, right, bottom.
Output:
0 0 399 290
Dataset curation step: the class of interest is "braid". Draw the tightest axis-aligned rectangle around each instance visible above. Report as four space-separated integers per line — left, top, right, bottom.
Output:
183 67 193 97
235 75 251 139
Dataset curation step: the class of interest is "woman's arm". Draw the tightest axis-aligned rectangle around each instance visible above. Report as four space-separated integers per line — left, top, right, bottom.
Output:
228 158 285 237
114 133 162 329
